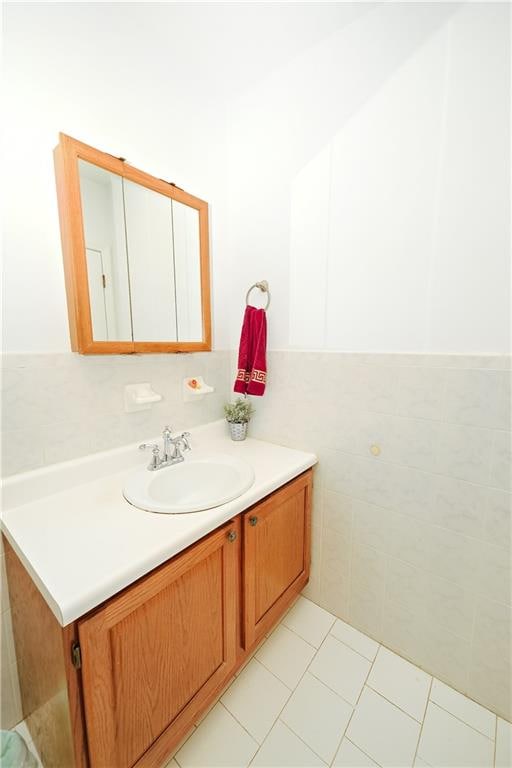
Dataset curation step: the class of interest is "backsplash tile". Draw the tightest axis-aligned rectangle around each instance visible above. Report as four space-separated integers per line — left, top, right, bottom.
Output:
490 430 512 491
1 351 231 477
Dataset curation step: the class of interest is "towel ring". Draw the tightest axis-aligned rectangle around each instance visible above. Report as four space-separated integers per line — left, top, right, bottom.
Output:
246 280 271 311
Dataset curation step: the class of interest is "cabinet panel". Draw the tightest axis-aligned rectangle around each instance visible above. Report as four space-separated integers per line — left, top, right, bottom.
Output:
78 521 239 768
243 471 312 648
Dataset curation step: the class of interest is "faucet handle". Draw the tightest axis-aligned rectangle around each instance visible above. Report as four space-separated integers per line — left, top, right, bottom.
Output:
162 425 173 437
139 443 162 470
180 432 192 451
139 442 160 452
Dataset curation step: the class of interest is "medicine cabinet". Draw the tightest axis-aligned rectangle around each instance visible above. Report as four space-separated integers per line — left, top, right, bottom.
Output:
54 134 211 353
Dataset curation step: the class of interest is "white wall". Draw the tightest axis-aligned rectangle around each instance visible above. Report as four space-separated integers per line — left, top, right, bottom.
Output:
1 3 222 351
3 3 509 354
227 2 511 354
2 2 360 353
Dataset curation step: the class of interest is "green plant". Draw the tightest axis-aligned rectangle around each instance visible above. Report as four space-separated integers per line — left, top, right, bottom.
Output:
224 397 255 424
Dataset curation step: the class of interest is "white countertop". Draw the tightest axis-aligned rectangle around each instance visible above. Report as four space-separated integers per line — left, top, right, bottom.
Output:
1 421 316 626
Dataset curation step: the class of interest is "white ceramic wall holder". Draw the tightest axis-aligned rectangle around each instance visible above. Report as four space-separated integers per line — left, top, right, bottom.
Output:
124 383 162 413
183 376 214 402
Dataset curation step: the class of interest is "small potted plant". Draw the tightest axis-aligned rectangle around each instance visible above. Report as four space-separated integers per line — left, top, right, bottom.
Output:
224 397 255 441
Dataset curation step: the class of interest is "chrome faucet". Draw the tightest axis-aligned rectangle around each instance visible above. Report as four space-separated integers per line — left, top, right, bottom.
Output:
139 426 191 471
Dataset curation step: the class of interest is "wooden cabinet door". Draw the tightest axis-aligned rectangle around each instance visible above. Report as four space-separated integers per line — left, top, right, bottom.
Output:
243 471 312 649
78 520 240 768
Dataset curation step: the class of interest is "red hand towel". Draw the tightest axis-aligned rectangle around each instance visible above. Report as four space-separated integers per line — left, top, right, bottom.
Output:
234 306 267 396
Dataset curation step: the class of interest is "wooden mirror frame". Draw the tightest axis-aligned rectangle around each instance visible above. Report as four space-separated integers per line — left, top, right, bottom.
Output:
54 133 212 354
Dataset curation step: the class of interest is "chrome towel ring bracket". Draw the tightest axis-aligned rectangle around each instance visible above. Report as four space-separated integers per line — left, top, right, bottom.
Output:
245 280 271 310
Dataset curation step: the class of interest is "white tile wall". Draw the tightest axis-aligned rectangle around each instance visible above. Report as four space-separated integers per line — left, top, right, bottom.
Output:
247 351 512 721
1 351 231 477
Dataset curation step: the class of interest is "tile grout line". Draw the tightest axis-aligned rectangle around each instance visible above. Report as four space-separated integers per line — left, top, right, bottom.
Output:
412 675 434 767
288 595 508 726
325 621 379 663
250 718 329 768
174 603 331 768
323 443 508 504
344 736 384 768
428 698 497 741
428 700 497 743
169 723 197 768
493 713 498 768
262 619 500 763
259 610 368 765
326 634 380 767
363 681 429 725
168 599 503 768
322 481 508 550
216 700 261 762
226 608 338 763
247 622 338 767
280 618 327 651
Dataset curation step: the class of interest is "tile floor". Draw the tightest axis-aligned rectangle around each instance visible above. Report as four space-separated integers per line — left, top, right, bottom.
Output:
11 596 511 768
169 597 512 768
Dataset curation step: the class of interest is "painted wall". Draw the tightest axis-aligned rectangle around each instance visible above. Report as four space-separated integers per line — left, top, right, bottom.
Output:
2 2 362 353
227 2 510 354
1 2 225 351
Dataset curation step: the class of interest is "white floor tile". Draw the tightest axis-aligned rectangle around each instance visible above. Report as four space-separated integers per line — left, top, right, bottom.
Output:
281 672 353 764
163 761 180 768
175 703 258 768
330 618 380 661
309 634 371 705
417 702 495 768
221 658 290 743
347 687 421 767
251 720 326 767
430 678 496 738
495 717 512 768
414 757 431 767
367 646 431 721
256 624 316 689
333 738 379 767
282 597 335 648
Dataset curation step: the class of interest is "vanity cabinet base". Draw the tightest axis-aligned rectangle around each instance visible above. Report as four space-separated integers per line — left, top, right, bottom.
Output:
4 540 88 768
5 468 312 768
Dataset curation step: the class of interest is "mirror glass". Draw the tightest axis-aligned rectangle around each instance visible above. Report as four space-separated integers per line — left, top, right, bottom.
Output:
78 160 203 343
79 161 132 341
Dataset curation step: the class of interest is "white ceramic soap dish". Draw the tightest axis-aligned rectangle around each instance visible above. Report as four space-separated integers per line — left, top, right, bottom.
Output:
183 376 214 402
124 383 162 413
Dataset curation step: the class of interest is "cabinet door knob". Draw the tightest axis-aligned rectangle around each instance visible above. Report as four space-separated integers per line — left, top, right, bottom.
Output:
227 530 237 542
249 516 258 527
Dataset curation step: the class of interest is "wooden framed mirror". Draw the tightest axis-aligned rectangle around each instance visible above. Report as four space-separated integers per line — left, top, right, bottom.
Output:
54 133 211 354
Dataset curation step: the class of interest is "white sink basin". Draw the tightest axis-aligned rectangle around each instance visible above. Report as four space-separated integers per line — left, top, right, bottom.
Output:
123 454 255 514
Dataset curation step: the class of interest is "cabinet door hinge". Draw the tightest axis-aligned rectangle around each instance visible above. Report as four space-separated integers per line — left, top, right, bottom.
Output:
71 641 82 670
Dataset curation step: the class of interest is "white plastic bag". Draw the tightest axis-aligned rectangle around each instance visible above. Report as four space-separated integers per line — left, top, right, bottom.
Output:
0 729 37 768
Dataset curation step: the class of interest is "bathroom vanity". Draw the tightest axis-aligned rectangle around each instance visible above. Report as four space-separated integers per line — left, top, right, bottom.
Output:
2 424 315 768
